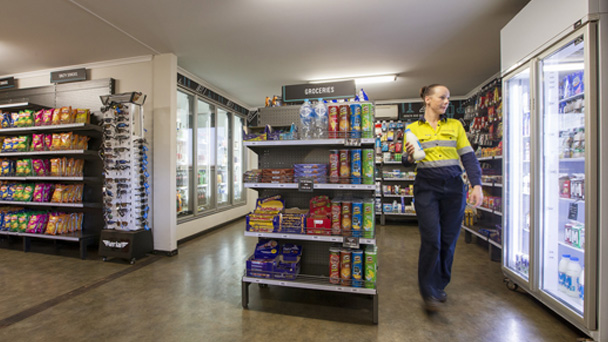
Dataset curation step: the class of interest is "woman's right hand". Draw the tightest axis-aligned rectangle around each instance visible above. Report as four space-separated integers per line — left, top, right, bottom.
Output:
404 142 415 163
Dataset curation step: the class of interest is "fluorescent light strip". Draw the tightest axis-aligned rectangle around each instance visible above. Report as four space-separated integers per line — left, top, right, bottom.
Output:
309 75 396 85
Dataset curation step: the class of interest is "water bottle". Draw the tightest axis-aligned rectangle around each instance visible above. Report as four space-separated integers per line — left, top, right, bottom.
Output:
299 99 313 139
558 254 570 293
313 99 328 139
566 257 581 297
405 128 426 161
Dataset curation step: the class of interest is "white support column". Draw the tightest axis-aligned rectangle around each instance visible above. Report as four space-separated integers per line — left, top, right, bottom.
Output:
152 53 178 253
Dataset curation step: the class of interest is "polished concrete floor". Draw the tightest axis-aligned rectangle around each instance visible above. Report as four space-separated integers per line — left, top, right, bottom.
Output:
0 219 586 342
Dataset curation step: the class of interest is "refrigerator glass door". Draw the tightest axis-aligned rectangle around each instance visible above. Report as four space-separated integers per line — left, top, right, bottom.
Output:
503 67 532 281
177 90 194 218
232 115 245 204
216 109 231 206
539 35 586 315
196 100 215 213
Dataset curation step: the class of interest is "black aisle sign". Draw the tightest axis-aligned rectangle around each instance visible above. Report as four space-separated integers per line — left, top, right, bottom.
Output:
343 236 360 249
568 202 578 220
298 178 314 192
50 68 87 84
0 77 15 90
283 80 355 102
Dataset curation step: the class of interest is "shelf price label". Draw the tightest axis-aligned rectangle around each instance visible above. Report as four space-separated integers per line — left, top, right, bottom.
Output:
343 236 360 249
345 138 361 147
298 178 314 192
568 203 578 220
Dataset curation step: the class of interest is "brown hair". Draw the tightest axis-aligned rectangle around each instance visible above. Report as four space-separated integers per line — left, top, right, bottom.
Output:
420 84 444 100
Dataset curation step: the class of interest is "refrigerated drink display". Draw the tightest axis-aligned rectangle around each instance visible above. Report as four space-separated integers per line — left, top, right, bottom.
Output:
177 90 194 217
504 68 531 280
217 109 230 206
197 100 215 213
233 116 245 203
539 35 586 313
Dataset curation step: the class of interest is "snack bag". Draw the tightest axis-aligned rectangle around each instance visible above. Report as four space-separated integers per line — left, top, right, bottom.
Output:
22 184 34 202
34 110 44 126
76 212 84 231
3 213 12 230
74 109 90 124
38 214 50 233
6 184 17 201
32 159 47 176
42 109 53 126
0 184 8 199
50 158 62 176
44 134 53 150
31 134 45 151
51 108 62 126
59 107 73 125
13 184 24 201
50 133 61 151
15 136 30 152
74 183 84 203
59 213 69 234
18 212 30 232
16 159 32 176
26 214 40 233
10 213 20 232
51 184 64 203
74 159 84 177
45 213 60 235
65 158 75 177
33 184 45 202
60 132 73 150
1 160 13 176
1 112 13 128
63 184 74 203
18 110 34 127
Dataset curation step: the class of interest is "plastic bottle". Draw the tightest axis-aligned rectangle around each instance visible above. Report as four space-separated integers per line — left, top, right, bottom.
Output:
578 268 584 303
313 99 328 139
566 256 581 297
404 128 426 161
558 254 570 293
299 99 313 139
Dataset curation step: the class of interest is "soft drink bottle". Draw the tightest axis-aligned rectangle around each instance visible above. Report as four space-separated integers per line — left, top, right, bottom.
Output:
313 99 328 139
299 99 313 139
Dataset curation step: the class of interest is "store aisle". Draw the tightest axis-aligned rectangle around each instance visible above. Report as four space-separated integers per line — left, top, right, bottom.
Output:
0 220 584 342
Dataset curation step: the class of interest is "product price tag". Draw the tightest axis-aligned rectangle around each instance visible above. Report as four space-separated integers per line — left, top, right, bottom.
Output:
345 138 361 147
343 236 360 249
298 178 314 192
568 203 578 220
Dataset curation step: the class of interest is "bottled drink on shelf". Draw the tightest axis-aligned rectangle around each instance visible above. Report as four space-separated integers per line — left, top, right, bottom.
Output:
299 99 313 139
565 257 582 298
558 254 571 293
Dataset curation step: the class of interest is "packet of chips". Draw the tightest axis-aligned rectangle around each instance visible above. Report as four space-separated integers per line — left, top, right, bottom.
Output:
26 214 40 233
1 112 12 128
32 159 47 176
10 213 20 232
51 184 64 203
0 184 9 199
50 133 62 151
74 109 90 124
31 134 45 151
63 184 74 203
76 212 84 231
16 159 32 176
46 213 60 235
33 184 45 202
1 160 14 176
22 184 34 202
15 136 30 152
74 159 84 177
42 109 53 126
74 183 84 203
34 110 44 126
18 212 29 232
50 158 62 176
51 108 62 126
6 184 17 201
16 110 34 127
59 107 73 125
13 184 24 201
60 132 73 150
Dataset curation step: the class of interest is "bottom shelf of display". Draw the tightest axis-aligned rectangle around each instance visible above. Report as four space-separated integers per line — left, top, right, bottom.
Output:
461 225 502 249
242 273 377 295
383 212 417 216
0 230 98 259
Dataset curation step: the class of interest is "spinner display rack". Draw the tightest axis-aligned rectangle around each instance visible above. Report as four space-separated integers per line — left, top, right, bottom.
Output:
241 105 378 324
98 92 152 264
0 102 103 259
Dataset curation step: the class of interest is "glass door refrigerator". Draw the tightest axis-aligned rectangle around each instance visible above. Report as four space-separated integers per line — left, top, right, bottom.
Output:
216 108 231 207
196 99 215 214
503 23 599 336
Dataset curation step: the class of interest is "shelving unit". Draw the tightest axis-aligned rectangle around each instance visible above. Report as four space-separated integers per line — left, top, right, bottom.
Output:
0 103 104 259
241 105 378 324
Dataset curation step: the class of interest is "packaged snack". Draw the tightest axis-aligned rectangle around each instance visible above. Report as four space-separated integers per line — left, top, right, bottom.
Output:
34 110 44 126
66 158 75 177
33 184 45 202
0 184 8 199
51 108 62 126
44 134 53 150
75 135 89 150
31 134 45 151
74 109 90 124
22 184 34 202
46 213 60 235
13 184 25 201
42 109 53 126
10 213 20 232
32 159 47 176
74 159 84 177
6 184 17 201
1 160 14 176
60 132 73 150
18 212 30 232
74 183 84 203
15 136 30 152
16 159 32 176
51 184 64 203
59 107 73 125
63 184 74 203
17 110 34 127
50 158 62 176
76 212 84 231
1 112 13 128
3 212 12 230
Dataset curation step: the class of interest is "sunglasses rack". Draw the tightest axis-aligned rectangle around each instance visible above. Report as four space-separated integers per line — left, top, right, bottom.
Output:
100 93 150 232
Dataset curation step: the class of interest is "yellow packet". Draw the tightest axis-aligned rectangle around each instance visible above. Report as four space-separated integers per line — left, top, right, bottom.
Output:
59 106 73 125
51 185 64 203
74 109 90 124
51 108 62 126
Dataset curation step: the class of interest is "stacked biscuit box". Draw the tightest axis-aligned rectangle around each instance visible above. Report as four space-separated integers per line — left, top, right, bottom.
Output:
242 124 297 141
261 169 293 183
245 195 284 232
247 240 302 280
294 164 327 183
306 196 331 235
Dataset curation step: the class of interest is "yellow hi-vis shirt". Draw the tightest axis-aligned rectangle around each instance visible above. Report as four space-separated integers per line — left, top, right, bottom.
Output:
406 117 481 185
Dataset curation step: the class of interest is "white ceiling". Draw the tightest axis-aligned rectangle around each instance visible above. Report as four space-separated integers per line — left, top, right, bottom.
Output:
1 0 529 108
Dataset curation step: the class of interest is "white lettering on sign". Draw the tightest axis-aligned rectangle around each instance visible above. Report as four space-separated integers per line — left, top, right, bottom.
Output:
0 80 7 85
59 72 79 79
102 240 129 248
304 86 335 95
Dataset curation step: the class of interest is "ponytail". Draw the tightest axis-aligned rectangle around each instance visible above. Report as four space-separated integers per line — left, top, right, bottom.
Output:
420 84 444 100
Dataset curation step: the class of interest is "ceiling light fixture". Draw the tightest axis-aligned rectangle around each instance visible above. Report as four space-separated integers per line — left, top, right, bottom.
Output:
309 75 397 85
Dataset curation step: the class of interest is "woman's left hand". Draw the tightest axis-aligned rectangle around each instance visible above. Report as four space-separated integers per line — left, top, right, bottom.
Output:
469 185 484 207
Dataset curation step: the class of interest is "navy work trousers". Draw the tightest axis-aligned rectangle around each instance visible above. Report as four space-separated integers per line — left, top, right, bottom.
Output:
413 175 467 300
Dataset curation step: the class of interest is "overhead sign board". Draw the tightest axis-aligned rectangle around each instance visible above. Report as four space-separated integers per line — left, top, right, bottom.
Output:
0 77 15 90
282 80 355 102
50 68 87 84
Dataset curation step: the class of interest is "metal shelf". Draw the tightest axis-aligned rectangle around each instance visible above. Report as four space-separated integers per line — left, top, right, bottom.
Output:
0 123 102 134
382 177 415 181
0 102 47 111
0 150 96 157
244 183 375 191
476 206 503 216
244 231 376 245
383 212 416 216
481 182 503 188
0 176 85 181
477 155 503 161
0 200 98 208
242 274 377 295
558 241 584 253
244 138 375 148
382 194 413 198
462 225 502 249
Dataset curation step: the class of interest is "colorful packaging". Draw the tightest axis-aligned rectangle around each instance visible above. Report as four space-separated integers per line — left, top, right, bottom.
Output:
351 249 364 287
339 149 350 184
340 248 351 286
351 200 363 237
349 103 362 139
51 108 62 126
361 103 374 139
329 246 341 284
59 107 73 125
74 109 90 124
363 199 375 239
341 201 352 235
330 199 341 235
328 105 339 139
338 104 350 138
364 245 377 289
31 134 45 151
350 149 362 184
362 149 374 185
329 150 339 183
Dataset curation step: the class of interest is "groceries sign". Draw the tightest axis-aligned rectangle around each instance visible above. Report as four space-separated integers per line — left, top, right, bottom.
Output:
282 80 355 102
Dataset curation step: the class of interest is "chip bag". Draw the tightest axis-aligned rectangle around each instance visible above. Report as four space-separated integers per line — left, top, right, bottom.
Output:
51 184 64 203
74 109 90 124
31 134 45 151
59 107 73 125
51 108 62 126
42 109 53 126
34 110 44 126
